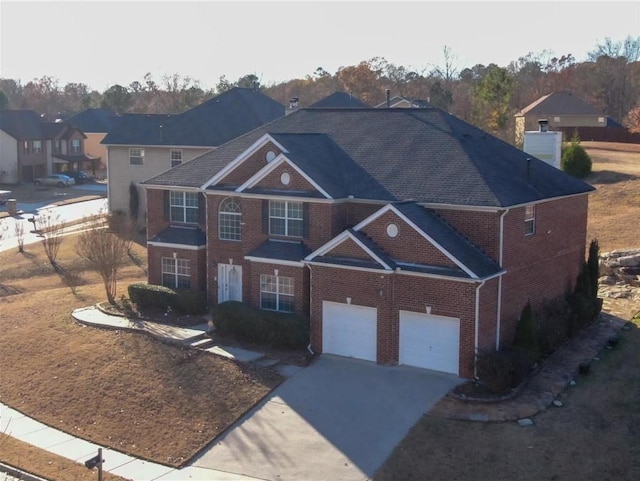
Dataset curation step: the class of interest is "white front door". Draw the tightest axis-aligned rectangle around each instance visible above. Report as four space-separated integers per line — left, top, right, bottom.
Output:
218 264 242 302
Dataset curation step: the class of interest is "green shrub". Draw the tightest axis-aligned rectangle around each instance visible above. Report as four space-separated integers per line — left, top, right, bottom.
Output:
475 349 532 395
128 282 177 310
536 297 572 356
561 143 592 178
174 289 208 315
212 301 309 350
513 301 541 362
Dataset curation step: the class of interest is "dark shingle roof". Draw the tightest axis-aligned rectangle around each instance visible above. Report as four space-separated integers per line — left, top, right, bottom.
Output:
247 240 311 262
393 203 502 278
0 110 44 139
67 109 119 133
102 88 284 147
516 92 603 117
148 227 206 246
309 92 369 108
143 108 594 208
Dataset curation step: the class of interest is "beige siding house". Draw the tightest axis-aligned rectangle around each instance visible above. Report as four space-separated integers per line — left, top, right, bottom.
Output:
102 87 285 222
107 145 211 218
514 91 607 144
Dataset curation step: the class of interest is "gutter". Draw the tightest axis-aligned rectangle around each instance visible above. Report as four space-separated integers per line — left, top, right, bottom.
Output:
496 208 509 349
474 279 486 379
306 262 315 355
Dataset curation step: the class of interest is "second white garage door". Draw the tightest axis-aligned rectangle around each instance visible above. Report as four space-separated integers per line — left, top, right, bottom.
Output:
399 310 460 375
322 301 377 362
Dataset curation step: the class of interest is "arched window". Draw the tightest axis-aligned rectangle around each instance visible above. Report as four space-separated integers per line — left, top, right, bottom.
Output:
219 197 242 241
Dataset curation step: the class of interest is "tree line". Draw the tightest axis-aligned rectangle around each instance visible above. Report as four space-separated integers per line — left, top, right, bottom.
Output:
1 36 639 143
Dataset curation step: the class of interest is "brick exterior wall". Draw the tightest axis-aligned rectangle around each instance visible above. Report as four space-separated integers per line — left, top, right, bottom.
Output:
499 195 589 345
432 207 502 261
325 237 376 261
360 210 457 267
219 143 283 186
254 162 317 192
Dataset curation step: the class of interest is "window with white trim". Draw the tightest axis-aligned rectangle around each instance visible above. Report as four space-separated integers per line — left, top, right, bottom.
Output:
32 140 42 153
525 205 536 235
129 148 144 165
161 257 191 289
23 141 29 153
260 274 294 312
219 197 242 241
170 149 183 168
53 140 61 153
269 200 303 237
71 139 81 153
170 191 199 223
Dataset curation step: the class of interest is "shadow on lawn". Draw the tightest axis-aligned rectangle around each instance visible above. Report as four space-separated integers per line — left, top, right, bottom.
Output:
589 170 638 185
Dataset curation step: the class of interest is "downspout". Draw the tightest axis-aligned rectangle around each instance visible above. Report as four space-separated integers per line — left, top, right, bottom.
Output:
496 208 509 350
306 263 314 355
474 279 486 379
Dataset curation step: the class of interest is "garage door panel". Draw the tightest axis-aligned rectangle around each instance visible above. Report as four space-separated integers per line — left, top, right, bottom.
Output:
399 311 459 374
322 302 377 362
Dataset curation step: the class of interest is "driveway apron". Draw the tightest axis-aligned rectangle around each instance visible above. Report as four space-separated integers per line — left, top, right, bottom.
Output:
194 355 461 481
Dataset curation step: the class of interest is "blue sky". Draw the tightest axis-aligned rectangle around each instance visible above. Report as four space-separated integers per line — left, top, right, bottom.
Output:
1 0 638 91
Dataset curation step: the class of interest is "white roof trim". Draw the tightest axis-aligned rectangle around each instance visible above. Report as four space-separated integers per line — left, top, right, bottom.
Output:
305 260 393 275
395 266 505 283
235 154 333 199
353 204 477 278
147 241 205 251
244 256 305 267
201 133 288 189
305 230 392 271
143 185 203 192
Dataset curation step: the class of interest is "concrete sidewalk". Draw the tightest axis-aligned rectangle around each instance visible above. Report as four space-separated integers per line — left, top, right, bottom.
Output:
0 403 262 481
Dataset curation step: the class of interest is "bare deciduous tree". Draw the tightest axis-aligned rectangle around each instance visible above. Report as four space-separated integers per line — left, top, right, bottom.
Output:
36 212 66 268
14 221 25 252
76 219 128 305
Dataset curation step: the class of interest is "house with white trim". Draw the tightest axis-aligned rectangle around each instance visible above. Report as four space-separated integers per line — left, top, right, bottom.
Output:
141 107 594 378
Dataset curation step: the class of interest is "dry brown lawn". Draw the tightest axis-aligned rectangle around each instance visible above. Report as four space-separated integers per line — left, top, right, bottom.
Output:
0 435 130 481
0 237 282 470
583 141 640 252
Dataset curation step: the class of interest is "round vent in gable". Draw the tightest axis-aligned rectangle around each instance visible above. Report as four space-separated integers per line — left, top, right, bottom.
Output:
281 172 291 185
387 223 399 238
265 151 276 162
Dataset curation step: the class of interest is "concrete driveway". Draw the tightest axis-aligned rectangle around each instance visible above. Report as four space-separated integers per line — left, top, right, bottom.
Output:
194 355 461 481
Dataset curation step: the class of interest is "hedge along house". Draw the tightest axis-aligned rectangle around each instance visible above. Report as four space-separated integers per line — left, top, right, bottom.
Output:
141 108 594 378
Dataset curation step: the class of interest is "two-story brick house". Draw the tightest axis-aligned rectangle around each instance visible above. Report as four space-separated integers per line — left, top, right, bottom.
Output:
102 87 284 220
142 108 594 379
0 109 94 183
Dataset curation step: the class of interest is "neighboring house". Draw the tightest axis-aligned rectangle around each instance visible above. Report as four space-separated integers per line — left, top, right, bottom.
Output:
309 92 370 108
375 94 432 109
0 110 94 184
67 108 119 174
514 91 608 144
102 87 285 219
141 108 594 379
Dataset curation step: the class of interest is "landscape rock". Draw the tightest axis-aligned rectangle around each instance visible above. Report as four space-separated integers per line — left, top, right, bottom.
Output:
552 399 564 407
618 254 640 267
518 418 534 427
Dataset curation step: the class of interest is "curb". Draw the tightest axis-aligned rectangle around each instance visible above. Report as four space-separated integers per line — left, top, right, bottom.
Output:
0 462 50 481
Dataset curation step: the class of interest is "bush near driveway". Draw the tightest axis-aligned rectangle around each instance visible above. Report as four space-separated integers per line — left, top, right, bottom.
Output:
128 282 208 315
212 301 310 350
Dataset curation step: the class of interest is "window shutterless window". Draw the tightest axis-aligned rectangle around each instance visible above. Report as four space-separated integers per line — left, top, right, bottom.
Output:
170 149 182 168
260 274 294 312
53 140 61 153
129 148 144 165
269 200 303 237
71 139 81 153
219 197 242 240
525 205 536 235
32 140 42 153
170 191 199 223
161 257 191 289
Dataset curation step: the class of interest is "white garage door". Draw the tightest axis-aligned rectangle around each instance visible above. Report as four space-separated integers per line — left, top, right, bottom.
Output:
399 310 460 375
322 301 377 362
